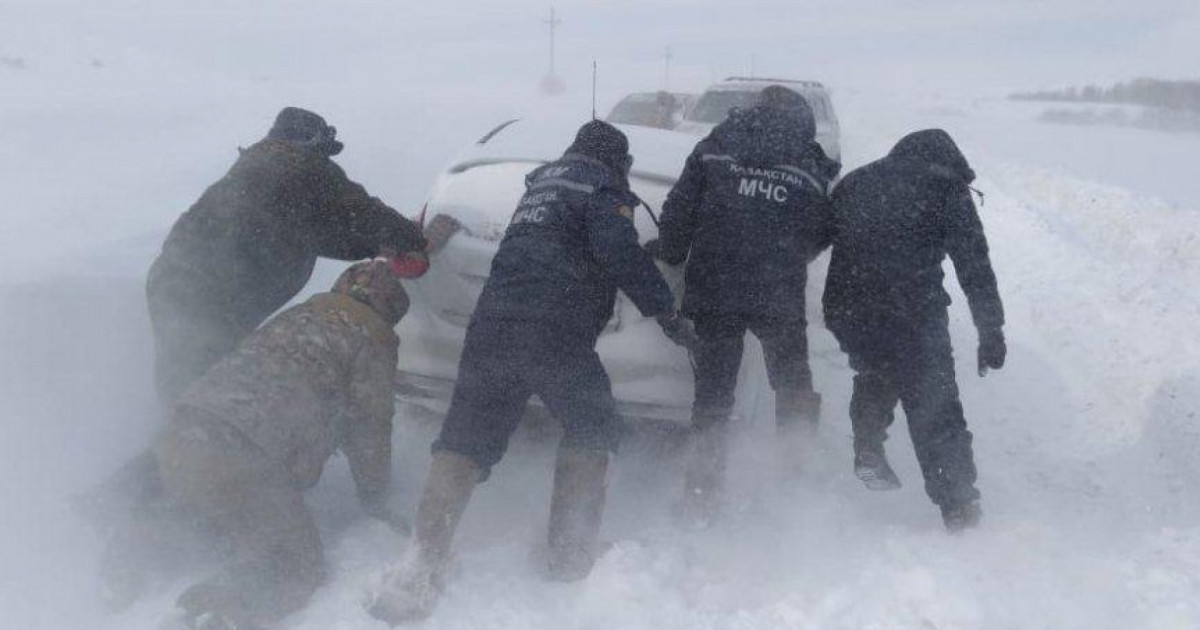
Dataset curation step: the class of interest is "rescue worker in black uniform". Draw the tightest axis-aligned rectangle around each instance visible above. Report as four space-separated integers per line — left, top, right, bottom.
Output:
647 86 840 521
822 129 1006 532
368 120 697 625
147 107 426 404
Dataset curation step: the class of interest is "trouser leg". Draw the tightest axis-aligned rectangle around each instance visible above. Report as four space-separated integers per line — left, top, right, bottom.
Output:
680 414 729 526
147 292 246 406
896 327 980 510
848 355 901 453
370 321 524 625
431 320 532 480
756 316 819 431
368 451 481 626
535 343 622 580
85 451 168 610
547 448 609 581
691 320 746 418
156 419 324 627
847 352 903 490
681 317 744 524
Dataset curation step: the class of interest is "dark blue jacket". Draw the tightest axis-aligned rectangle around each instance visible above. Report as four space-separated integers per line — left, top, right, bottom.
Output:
822 129 1003 352
657 105 840 319
472 152 675 340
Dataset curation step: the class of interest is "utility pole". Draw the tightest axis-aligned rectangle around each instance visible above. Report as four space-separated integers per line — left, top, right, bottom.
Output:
539 7 565 95
545 8 560 76
664 46 674 90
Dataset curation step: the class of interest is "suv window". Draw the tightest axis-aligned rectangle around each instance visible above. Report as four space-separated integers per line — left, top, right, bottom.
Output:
688 90 760 124
809 95 829 122
689 87 830 125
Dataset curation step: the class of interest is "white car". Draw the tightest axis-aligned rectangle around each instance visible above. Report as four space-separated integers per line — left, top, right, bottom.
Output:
396 117 713 427
676 76 841 161
606 91 697 130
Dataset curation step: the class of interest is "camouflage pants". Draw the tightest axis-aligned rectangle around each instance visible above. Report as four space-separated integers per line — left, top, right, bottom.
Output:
155 409 325 624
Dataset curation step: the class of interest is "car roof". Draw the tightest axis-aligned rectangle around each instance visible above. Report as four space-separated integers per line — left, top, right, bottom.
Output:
708 76 827 92
450 116 696 185
616 91 694 103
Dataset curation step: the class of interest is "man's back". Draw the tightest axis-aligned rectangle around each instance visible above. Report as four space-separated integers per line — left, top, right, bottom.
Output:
176 292 398 488
658 104 839 318
474 148 672 337
824 129 1002 335
152 140 353 324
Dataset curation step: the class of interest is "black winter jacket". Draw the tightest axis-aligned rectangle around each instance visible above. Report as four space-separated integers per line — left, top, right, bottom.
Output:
471 152 675 340
657 105 840 319
147 138 426 333
822 129 1003 349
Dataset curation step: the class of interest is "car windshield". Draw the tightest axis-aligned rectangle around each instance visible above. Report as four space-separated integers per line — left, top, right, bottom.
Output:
688 87 830 125
687 90 760 123
608 100 668 127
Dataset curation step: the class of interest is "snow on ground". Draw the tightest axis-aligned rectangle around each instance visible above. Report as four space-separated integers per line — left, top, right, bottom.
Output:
3 33 1200 630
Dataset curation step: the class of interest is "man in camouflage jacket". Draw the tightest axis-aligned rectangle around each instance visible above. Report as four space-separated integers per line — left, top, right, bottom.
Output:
153 260 408 629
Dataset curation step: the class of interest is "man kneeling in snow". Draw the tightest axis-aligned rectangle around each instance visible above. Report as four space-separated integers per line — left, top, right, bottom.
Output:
150 260 409 629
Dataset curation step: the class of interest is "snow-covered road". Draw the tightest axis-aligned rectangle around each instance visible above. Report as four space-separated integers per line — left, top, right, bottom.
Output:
2 80 1199 629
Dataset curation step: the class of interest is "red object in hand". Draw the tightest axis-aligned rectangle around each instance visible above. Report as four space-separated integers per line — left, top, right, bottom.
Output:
389 252 430 279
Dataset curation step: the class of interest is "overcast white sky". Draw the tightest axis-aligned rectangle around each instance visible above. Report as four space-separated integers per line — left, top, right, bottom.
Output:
4 0 1198 95
1 0 1197 266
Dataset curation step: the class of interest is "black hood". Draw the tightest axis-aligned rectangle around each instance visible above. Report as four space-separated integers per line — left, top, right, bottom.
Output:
888 129 975 184
713 101 816 165
268 107 344 157
565 120 632 181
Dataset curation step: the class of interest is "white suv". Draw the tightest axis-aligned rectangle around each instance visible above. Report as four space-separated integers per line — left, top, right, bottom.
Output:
676 77 841 161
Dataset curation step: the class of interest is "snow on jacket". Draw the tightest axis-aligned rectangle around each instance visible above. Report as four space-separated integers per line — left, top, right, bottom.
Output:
147 138 426 335
656 104 840 319
822 129 1004 344
172 291 398 501
471 151 675 339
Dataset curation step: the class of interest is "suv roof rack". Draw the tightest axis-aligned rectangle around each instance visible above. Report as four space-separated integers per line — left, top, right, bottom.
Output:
722 76 825 89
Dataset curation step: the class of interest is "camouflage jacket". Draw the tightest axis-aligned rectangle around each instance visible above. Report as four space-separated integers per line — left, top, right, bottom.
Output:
175 292 398 500
148 138 425 333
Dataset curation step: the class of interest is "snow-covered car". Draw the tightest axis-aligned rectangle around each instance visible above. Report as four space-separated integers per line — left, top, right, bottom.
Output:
676 76 841 161
395 117 712 427
606 91 696 130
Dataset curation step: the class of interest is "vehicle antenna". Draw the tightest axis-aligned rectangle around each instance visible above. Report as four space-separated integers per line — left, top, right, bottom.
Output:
664 46 673 90
969 185 986 207
546 8 560 76
640 199 661 228
591 60 598 120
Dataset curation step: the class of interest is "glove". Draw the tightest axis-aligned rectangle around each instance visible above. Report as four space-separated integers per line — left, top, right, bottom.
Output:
388 251 430 279
977 327 1006 376
643 238 684 265
657 311 700 351
360 492 412 536
424 213 463 253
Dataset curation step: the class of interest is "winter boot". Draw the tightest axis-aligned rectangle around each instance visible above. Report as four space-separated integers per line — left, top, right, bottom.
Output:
853 440 901 491
941 499 983 533
677 416 729 528
547 448 610 582
176 581 261 630
776 389 821 435
368 451 480 625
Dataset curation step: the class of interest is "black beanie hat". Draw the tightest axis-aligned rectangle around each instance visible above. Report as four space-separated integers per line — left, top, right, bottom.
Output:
566 120 631 175
268 107 344 156
757 85 816 141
